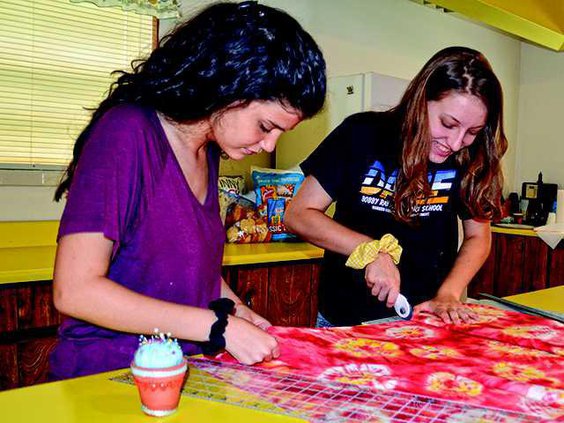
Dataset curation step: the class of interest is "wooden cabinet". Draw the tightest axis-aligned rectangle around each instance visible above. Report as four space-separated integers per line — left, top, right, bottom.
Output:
549 248 564 288
0 281 61 390
224 260 320 328
469 232 563 298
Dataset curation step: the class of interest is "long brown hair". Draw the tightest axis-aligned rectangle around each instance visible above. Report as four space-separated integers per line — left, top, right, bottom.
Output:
391 46 508 223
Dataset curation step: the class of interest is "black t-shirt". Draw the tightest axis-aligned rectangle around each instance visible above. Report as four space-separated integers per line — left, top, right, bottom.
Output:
301 111 471 325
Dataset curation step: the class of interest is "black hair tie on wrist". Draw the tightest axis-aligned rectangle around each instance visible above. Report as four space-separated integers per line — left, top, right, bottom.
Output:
201 298 235 356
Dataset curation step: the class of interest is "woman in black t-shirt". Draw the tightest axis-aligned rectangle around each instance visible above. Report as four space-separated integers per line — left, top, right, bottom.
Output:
285 47 508 326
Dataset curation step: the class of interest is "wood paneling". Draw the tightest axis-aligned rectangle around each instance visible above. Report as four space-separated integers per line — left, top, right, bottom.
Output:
523 237 548 292
469 233 497 298
17 282 61 330
0 282 60 390
549 248 564 288
19 336 57 387
269 263 313 327
494 235 525 297
472 233 563 298
231 267 269 318
226 261 320 328
0 288 18 332
309 264 320 327
0 344 18 390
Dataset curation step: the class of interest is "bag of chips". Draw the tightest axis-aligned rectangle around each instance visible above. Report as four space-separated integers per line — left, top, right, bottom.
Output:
218 175 246 225
218 175 245 195
251 166 304 242
224 194 271 244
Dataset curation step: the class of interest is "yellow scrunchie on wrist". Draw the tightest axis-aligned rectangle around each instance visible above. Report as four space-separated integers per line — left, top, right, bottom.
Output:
345 234 402 269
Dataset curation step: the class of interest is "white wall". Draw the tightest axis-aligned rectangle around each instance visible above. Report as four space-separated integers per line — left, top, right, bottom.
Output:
0 186 64 221
261 0 521 193
515 43 564 191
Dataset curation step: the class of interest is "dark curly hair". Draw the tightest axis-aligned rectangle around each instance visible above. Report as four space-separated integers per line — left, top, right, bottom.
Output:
55 1 326 201
391 46 507 223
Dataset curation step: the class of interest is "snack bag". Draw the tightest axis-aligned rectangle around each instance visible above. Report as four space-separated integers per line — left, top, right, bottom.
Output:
224 194 271 244
218 175 245 225
218 189 237 226
218 175 245 195
251 166 304 242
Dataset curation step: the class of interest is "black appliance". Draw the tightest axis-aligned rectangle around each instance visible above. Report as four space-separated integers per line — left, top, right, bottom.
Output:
522 172 557 226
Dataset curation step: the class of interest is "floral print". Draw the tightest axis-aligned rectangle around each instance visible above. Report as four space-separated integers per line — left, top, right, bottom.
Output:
334 338 401 358
426 372 483 398
215 305 563 421
384 325 435 339
318 363 398 390
502 325 558 341
409 345 460 360
492 362 559 385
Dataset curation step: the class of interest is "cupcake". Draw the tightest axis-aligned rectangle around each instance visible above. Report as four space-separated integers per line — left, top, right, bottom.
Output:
130 330 188 417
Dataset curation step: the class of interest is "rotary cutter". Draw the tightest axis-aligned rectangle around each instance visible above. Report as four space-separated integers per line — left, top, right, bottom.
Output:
394 294 413 320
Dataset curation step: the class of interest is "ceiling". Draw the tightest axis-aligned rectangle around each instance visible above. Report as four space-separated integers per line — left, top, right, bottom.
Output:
413 0 564 51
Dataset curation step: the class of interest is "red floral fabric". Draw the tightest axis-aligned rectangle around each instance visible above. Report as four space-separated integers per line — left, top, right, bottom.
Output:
216 305 563 421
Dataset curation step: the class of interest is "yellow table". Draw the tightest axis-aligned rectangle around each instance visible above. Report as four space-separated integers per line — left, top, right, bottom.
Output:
0 368 303 423
504 285 564 314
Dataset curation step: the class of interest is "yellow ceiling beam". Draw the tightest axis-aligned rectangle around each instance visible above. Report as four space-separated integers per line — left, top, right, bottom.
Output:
425 0 564 51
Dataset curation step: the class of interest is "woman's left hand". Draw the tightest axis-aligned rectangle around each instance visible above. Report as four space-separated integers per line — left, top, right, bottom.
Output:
233 303 272 330
414 296 479 324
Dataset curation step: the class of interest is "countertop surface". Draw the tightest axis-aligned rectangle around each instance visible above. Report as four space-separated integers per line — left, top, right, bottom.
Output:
0 287 560 422
0 221 323 285
490 224 537 237
0 220 545 285
0 367 303 423
222 242 324 266
504 285 564 314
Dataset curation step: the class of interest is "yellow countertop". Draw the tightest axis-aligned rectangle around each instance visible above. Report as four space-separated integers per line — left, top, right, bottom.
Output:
0 221 59 285
490 225 537 237
0 220 546 285
504 285 564 314
0 221 323 285
0 368 303 423
223 242 323 266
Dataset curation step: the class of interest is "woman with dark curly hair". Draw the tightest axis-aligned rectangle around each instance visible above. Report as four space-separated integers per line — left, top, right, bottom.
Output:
50 1 326 380
286 47 507 327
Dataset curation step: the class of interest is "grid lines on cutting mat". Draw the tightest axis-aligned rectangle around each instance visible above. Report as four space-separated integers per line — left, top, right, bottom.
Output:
186 358 539 422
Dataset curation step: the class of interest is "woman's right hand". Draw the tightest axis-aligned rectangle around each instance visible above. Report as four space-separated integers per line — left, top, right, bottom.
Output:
364 252 401 307
224 315 280 365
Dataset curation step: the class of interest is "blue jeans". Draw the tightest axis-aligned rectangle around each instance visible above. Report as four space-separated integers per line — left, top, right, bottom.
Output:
315 312 335 328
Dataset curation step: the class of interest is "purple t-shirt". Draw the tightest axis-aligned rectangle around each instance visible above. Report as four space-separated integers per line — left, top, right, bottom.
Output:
49 105 224 379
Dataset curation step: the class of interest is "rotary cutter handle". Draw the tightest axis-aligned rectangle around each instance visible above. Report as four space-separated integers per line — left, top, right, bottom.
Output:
394 294 413 320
